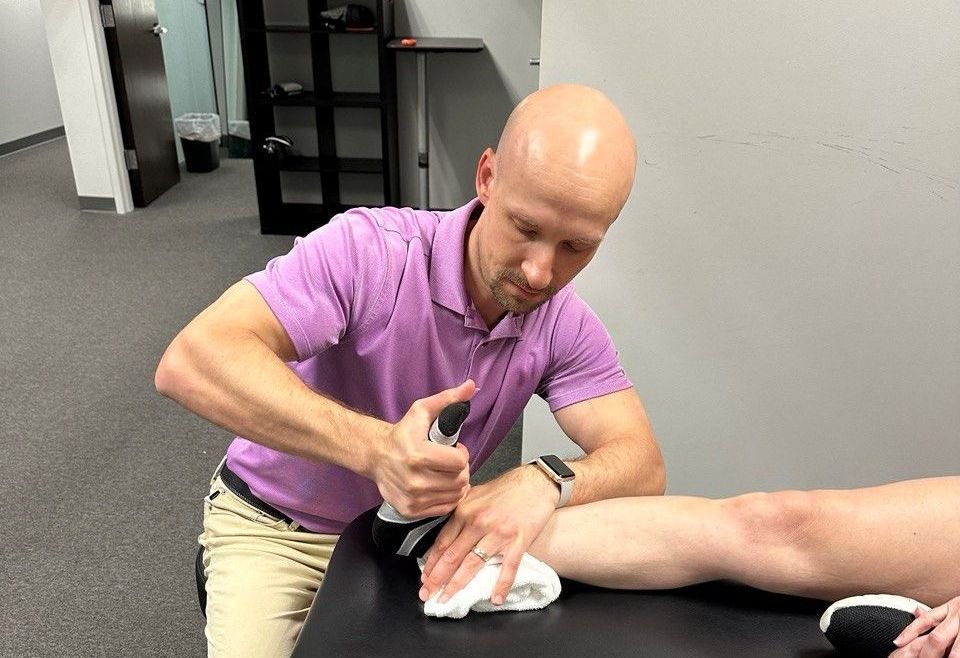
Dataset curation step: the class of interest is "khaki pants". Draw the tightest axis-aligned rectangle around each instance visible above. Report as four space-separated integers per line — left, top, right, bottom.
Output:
199 462 339 658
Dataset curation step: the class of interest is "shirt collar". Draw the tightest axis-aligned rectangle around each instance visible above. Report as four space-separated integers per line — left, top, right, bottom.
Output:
429 198 523 339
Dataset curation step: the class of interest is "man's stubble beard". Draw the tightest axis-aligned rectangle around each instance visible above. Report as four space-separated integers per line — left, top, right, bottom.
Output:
488 267 557 315
473 217 556 316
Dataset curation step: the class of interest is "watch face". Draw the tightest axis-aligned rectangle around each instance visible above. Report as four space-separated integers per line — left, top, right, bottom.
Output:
540 454 575 479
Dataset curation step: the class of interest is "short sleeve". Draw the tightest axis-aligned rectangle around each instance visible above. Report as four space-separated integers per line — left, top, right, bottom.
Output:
536 294 633 412
243 209 387 361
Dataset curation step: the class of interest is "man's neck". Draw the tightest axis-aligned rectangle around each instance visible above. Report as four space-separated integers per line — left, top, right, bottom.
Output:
463 211 507 329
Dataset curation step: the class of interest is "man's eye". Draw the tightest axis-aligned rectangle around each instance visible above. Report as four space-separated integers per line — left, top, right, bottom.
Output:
563 242 582 253
518 226 537 238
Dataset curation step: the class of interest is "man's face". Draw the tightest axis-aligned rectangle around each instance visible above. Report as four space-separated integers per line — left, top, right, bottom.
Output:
474 155 617 315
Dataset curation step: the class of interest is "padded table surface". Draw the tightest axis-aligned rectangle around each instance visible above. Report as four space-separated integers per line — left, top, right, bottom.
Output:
292 509 838 657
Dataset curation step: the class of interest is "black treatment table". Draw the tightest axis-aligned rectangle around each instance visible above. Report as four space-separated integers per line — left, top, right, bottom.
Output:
292 509 838 657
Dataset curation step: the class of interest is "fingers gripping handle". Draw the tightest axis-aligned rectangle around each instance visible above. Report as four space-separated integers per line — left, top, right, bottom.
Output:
372 402 471 557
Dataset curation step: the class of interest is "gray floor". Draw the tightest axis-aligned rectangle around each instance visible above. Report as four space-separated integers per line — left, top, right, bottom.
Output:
0 138 519 657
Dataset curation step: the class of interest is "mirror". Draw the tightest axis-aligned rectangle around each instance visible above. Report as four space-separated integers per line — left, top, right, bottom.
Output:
154 0 222 162
204 0 250 157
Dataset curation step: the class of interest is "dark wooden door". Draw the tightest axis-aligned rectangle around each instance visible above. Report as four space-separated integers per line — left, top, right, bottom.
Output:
100 0 180 207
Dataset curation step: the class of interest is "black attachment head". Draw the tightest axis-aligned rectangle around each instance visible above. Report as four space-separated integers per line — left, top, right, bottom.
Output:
437 401 471 437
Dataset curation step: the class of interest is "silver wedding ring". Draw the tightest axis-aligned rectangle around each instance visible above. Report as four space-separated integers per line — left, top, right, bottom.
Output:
471 545 492 562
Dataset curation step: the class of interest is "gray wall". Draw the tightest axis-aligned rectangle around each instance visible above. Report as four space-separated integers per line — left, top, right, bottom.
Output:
0 1 62 145
524 1 960 496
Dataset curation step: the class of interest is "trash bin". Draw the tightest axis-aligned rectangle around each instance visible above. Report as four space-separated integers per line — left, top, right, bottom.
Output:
175 113 221 173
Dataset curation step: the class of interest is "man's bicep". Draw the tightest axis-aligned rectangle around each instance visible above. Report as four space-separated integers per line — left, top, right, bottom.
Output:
194 280 298 362
553 387 652 454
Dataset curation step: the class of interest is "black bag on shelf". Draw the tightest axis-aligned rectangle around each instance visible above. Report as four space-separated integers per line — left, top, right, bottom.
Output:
318 4 376 32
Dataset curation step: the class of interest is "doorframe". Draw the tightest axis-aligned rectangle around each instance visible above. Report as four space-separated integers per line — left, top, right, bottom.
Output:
80 0 133 212
87 0 133 213
40 0 134 213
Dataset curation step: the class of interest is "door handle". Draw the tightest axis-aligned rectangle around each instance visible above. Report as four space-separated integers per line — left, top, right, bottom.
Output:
152 23 168 36
529 58 540 66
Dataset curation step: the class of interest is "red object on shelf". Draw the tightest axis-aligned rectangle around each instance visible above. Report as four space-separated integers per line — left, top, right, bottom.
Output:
400 37 417 46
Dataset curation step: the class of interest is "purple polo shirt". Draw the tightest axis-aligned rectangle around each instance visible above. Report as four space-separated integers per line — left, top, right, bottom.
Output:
226 199 632 533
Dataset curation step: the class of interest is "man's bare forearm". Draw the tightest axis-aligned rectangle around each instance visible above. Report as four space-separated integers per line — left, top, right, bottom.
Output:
155 325 387 476
518 432 664 511
565 433 665 505
537 389 665 508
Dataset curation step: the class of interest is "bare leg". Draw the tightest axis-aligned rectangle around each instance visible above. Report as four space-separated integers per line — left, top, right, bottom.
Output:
528 477 960 606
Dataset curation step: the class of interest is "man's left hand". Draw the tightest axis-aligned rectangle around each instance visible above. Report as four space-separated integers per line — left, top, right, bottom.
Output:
419 465 558 605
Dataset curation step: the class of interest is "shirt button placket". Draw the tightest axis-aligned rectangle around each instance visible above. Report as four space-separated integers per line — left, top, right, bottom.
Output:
464 338 486 384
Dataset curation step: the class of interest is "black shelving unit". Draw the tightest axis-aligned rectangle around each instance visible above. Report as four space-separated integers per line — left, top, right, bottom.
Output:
237 0 399 236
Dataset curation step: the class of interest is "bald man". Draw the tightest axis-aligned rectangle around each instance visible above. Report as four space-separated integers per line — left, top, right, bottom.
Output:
156 84 664 657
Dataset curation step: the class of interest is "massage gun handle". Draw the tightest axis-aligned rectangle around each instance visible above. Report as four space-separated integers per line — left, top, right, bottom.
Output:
371 401 470 557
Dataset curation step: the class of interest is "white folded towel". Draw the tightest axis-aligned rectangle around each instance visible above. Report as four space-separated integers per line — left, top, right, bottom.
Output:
418 552 561 619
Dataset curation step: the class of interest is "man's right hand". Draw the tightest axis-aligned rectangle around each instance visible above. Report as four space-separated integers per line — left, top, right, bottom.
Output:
372 380 476 519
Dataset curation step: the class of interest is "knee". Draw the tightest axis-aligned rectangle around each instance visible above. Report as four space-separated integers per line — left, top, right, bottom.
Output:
723 489 821 552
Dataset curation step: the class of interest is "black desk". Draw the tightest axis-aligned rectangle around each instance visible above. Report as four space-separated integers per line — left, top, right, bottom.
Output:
386 37 486 210
387 37 485 53
292 509 838 657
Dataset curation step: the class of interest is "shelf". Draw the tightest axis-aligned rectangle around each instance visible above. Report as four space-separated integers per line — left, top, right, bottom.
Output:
279 156 383 174
254 91 383 108
261 203 344 236
251 25 378 35
263 201 393 236
260 24 309 33
239 0 399 235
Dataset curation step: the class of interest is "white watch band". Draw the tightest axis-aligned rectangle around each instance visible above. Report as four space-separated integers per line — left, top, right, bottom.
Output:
529 456 575 508
556 477 573 508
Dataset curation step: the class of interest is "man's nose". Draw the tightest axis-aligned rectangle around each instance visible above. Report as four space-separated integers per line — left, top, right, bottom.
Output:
521 246 554 290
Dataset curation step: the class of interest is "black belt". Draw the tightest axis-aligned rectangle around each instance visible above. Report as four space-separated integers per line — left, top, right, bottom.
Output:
219 462 311 532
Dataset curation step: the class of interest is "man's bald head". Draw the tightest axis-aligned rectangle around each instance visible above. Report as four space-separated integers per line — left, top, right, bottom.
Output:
465 85 638 324
491 84 637 222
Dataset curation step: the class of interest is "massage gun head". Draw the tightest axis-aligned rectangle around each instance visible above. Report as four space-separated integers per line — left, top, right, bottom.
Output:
437 401 470 437
372 513 448 558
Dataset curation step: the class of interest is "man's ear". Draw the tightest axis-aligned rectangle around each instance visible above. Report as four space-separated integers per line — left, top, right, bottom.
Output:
475 148 496 205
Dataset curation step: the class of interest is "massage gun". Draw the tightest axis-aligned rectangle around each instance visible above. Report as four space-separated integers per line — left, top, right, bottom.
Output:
371 401 471 557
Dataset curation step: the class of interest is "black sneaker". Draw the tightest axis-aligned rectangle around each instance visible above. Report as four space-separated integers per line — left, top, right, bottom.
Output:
820 594 930 657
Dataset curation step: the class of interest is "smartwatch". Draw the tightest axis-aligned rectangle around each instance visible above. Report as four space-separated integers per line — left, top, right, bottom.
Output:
529 454 575 508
